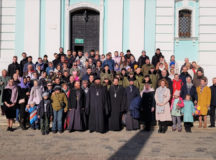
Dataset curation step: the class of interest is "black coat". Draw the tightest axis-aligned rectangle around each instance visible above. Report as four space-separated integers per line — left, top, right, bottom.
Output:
85 85 109 133
68 88 85 109
179 72 190 84
20 58 28 76
152 53 162 67
180 84 198 102
140 91 155 122
138 55 149 67
108 85 127 131
38 99 53 118
8 62 20 77
210 85 216 106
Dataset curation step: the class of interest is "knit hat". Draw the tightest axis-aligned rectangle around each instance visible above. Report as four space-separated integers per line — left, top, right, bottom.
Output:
174 90 180 97
42 92 49 97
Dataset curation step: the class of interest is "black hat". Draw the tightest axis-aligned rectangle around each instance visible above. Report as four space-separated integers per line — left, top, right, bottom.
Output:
94 76 101 81
54 85 61 91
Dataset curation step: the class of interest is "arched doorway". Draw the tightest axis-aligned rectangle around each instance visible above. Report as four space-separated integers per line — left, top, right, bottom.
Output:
70 9 100 53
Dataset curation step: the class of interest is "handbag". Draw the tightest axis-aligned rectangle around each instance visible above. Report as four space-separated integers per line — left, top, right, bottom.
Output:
18 98 25 104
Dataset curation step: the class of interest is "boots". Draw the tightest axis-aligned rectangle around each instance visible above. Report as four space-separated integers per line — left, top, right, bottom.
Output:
158 121 162 133
161 122 166 133
20 118 27 130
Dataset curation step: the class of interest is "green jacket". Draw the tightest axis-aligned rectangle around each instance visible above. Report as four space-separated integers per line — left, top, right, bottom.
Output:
0 76 10 105
142 64 154 76
51 92 68 112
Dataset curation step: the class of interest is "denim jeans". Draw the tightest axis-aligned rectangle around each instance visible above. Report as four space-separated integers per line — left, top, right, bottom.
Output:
52 108 63 131
16 108 20 122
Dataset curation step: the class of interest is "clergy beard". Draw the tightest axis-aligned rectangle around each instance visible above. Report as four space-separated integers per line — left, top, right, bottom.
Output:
95 84 100 88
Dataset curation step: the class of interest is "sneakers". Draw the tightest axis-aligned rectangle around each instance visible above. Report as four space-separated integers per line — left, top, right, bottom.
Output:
208 125 215 128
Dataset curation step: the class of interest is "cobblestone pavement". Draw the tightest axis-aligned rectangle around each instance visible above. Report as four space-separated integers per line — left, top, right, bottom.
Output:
0 115 216 160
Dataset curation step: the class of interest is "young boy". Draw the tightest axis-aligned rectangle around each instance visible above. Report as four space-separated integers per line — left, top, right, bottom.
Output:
181 94 195 133
38 92 53 135
25 102 39 130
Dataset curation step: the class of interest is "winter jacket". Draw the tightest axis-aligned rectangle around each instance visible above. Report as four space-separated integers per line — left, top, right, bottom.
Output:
181 100 195 122
51 92 68 112
172 79 183 95
129 96 141 119
210 85 216 106
38 99 53 118
197 86 211 115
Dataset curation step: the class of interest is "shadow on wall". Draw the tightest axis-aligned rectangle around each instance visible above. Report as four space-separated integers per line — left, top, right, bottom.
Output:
107 129 153 160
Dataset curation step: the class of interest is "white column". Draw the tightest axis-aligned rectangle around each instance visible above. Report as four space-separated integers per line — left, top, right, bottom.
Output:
45 0 61 59
106 0 123 54
24 0 40 61
128 0 145 59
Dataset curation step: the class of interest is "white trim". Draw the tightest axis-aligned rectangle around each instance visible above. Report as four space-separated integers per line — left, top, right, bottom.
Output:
65 1 104 53
175 5 196 38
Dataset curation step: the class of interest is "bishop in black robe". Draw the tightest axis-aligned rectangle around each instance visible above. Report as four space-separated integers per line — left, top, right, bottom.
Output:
85 78 109 133
108 79 127 131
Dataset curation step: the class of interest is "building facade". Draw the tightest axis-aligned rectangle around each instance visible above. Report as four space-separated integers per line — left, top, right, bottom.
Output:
0 0 216 81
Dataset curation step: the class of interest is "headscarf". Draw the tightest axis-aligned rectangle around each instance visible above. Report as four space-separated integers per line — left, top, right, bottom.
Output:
5 83 18 104
18 78 30 89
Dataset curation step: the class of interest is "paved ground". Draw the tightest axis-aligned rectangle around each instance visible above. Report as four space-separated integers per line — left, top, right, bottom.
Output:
0 115 216 160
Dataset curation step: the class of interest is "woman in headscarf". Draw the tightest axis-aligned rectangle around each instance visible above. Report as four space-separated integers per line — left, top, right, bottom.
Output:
28 79 43 105
17 77 30 130
2 79 18 131
197 77 211 128
155 79 172 133
140 80 155 131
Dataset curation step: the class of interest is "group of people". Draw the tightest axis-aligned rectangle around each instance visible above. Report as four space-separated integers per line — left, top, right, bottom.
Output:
0 48 215 135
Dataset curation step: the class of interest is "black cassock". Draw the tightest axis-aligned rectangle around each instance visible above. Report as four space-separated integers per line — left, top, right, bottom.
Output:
108 85 127 131
140 91 155 124
125 85 140 130
86 84 109 133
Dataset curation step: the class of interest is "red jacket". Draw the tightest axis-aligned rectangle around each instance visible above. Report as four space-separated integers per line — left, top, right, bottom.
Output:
172 79 183 95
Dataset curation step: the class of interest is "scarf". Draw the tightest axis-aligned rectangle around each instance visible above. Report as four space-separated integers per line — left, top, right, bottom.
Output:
18 78 30 89
29 86 43 104
157 86 166 103
140 86 154 97
5 84 18 104
186 82 193 94
156 86 166 114
200 84 206 93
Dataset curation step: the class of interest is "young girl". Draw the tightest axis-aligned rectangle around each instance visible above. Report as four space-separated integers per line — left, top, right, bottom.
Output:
181 94 195 132
170 90 184 132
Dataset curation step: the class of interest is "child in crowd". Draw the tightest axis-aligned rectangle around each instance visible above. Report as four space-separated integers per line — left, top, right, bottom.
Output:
170 90 184 132
38 92 53 135
181 94 195 133
25 102 39 130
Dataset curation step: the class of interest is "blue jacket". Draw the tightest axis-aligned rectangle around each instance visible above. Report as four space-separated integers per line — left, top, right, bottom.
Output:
181 100 195 122
102 59 115 71
129 96 141 119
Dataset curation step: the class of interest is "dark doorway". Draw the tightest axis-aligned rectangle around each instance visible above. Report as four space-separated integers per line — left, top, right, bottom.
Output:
70 9 99 53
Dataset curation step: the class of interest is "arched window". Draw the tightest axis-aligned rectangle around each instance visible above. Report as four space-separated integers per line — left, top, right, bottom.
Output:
179 9 192 38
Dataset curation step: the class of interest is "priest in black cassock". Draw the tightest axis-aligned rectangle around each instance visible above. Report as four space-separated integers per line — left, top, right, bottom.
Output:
125 77 140 130
85 77 109 133
108 77 127 131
